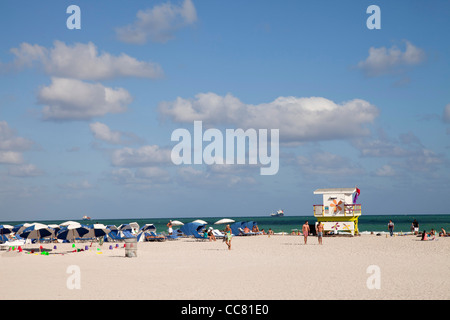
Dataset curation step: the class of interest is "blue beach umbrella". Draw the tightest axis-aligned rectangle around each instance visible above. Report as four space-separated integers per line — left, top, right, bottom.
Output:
0 225 13 236
57 223 90 242
20 223 54 242
12 223 31 234
85 224 110 238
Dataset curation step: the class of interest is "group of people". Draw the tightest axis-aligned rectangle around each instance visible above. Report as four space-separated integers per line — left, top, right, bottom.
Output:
387 219 448 240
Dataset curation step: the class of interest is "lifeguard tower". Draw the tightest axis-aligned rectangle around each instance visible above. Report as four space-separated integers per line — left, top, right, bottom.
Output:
313 187 361 235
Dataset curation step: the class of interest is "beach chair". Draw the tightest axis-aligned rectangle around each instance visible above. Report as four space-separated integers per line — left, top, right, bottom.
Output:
238 227 256 236
146 232 166 242
166 234 179 240
193 232 209 241
105 230 122 242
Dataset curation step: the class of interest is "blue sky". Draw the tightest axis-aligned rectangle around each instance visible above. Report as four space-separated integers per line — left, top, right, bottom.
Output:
0 0 449 221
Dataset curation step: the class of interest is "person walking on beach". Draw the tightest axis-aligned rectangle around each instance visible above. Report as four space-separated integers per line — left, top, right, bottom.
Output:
412 219 419 235
316 222 324 245
224 224 232 250
302 221 310 244
388 219 394 237
167 220 173 235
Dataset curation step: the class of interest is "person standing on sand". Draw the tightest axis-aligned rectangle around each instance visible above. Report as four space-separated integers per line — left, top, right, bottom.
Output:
167 220 173 235
302 221 310 244
316 222 324 245
388 219 394 237
225 224 232 250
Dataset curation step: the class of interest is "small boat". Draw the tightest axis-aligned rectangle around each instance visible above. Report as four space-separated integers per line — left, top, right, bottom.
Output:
270 209 284 217
82 215 91 221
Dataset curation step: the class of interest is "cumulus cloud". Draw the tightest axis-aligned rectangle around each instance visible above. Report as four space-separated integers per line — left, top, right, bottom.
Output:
116 0 197 44
159 93 379 142
374 164 396 177
38 77 132 121
357 40 425 77
0 121 34 152
352 131 445 174
7 41 163 80
0 121 34 164
89 122 142 145
111 145 172 167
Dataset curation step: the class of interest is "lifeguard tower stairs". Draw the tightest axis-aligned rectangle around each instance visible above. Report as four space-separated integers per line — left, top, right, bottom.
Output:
313 188 361 235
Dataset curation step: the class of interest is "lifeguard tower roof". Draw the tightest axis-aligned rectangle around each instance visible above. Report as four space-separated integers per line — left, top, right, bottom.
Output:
314 188 356 195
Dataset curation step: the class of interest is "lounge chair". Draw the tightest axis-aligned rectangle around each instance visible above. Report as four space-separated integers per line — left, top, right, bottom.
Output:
145 232 166 242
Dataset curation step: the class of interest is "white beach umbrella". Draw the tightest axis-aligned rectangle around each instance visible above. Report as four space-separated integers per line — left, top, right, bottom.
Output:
214 218 235 225
192 219 208 225
60 220 80 227
171 220 184 227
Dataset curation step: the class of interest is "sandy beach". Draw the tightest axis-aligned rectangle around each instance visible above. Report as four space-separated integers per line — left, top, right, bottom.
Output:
1 234 449 300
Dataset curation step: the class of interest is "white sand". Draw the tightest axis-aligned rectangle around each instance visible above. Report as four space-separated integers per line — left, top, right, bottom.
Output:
1 234 449 300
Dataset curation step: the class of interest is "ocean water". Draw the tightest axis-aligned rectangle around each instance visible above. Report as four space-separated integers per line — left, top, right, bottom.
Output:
2 214 450 234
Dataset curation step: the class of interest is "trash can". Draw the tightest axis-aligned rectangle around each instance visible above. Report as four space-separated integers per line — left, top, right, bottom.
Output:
124 237 137 258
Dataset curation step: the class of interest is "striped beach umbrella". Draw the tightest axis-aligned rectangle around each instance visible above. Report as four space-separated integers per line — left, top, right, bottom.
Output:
57 223 89 242
85 224 110 238
0 225 14 236
12 223 31 233
20 223 54 241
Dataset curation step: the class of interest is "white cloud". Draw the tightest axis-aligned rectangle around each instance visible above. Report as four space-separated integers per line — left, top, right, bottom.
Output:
111 145 172 167
374 165 396 177
7 41 163 80
357 40 425 77
116 0 197 44
443 104 450 123
0 151 23 164
0 121 34 151
89 122 141 145
38 77 132 121
111 167 171 187
0 121 34 164
159 93 379 142
8 164 44 177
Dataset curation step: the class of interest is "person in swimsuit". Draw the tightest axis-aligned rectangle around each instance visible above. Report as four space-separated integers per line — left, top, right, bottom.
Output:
302 221 310 244
225 225 232 250
316 222 324 245
167 220 173 235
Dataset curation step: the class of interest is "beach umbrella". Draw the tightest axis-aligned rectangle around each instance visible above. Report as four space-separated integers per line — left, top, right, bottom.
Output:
60 221 80 227
12 223 31 233
214 218 235 225
171 220 184 227
84 224 110 238
140 224 156 232
57 224 90 242
0 225 14 236
20 223 54 242
192 219 208 225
